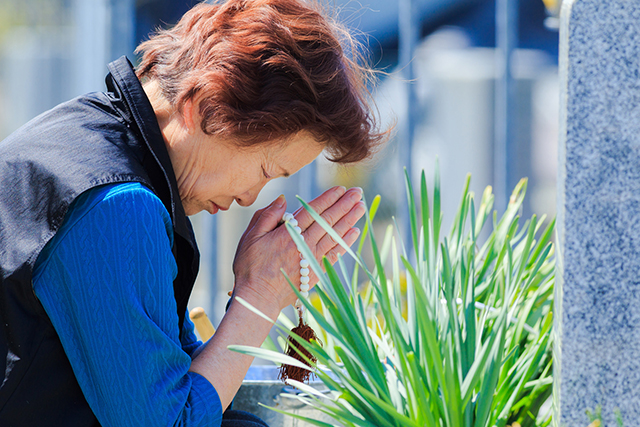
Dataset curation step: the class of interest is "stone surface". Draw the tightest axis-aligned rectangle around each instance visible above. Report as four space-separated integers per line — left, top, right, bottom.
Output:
556 0 640 425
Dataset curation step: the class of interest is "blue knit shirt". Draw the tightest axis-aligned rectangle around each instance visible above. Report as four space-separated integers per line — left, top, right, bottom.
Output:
32 183 223 426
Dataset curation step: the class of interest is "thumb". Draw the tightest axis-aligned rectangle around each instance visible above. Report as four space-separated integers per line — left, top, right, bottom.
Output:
254 194 287 235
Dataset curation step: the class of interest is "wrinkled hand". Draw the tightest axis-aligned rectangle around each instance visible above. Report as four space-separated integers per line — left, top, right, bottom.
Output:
231 186 365 314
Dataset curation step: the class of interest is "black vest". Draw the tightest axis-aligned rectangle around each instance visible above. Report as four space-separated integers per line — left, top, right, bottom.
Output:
0 57 199 426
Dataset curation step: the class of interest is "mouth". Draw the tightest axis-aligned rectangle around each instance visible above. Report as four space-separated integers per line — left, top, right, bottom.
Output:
209 201 229 214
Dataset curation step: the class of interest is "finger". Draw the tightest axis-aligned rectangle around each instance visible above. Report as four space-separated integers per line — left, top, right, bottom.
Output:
294 186 346 229
315 201 366 255
304 187 363 244
237 195 282 244
247 205 269 231
324 227 361 265
239 205 268 243
252 194 287 235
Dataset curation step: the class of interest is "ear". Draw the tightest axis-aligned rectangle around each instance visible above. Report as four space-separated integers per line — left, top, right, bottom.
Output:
181 98 198 133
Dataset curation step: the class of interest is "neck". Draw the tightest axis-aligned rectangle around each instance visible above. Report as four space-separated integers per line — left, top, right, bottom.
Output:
142 80 175 134
142 80 196 192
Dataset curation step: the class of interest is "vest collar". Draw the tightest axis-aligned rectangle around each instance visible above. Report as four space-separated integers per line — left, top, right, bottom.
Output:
105 56 194 249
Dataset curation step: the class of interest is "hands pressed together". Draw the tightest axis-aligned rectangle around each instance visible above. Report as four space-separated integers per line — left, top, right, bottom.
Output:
231 185 366 316
190 186 365 409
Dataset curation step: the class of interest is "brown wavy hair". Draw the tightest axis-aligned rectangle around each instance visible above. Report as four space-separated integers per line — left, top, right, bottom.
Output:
135 0 385 163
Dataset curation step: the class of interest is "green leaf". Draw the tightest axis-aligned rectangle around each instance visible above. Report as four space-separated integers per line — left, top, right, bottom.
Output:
404 167 420 263
228 345 312 371
432 159 442 255
420 170 431 265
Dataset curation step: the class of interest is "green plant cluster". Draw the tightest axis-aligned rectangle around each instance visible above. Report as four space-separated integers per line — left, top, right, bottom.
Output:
232 166 555 427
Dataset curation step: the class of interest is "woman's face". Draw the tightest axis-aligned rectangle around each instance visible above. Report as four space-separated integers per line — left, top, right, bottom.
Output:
167 130 324 216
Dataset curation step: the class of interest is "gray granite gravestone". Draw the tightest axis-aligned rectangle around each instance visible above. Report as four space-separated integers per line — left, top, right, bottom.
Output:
556 0 640 425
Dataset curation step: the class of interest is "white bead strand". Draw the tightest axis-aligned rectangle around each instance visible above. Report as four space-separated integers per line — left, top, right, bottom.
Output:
283 212 310 313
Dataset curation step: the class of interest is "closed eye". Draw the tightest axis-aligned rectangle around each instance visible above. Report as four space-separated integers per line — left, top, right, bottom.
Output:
262 166 271 179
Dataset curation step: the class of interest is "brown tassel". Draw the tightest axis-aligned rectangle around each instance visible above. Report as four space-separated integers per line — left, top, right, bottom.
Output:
278 309 321 383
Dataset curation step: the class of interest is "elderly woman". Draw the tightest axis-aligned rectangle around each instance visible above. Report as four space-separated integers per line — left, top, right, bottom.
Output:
0 0 383 426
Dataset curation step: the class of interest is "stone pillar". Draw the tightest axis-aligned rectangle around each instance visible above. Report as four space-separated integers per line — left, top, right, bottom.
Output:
556 0 640 425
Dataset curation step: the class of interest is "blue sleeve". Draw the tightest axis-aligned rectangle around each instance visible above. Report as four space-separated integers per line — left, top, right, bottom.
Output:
32 183 222 427
181 311 204 358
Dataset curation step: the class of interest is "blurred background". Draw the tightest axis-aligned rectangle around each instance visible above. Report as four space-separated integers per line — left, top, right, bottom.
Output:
0 0 561 328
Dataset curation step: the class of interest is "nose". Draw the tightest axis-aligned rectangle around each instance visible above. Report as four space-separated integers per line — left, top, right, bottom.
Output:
235 180 267 207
